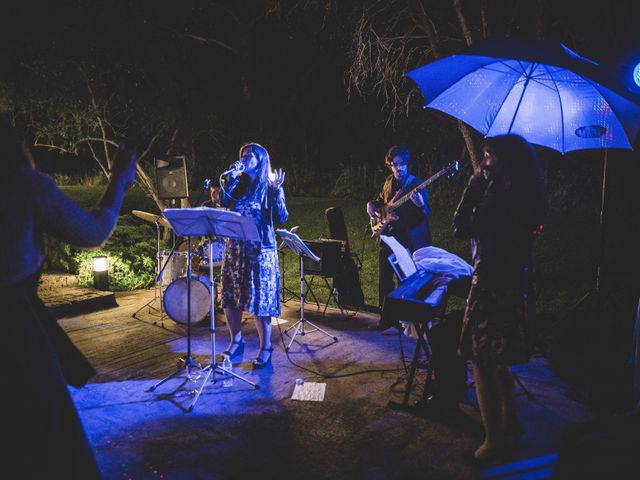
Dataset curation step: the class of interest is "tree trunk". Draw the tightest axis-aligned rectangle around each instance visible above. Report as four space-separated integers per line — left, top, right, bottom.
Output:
452 0 474 47
451 0 480 170
480 0 489 39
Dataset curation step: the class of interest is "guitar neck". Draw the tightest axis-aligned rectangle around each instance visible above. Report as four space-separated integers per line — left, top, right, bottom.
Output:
389 167 451 209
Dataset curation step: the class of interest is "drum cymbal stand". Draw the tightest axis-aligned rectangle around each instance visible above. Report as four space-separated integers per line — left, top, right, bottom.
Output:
191 240 259 410
148 237 208 408
133 217 167 326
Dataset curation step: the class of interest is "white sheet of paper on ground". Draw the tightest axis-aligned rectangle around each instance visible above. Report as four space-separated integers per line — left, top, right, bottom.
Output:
272 317 288 325
291 382 326 401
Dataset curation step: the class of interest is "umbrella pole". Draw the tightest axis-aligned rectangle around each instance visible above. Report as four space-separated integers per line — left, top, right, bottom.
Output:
563 149 621 320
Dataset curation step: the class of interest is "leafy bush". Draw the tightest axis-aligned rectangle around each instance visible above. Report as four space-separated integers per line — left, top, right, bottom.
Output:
43 214 158 291
52 172 107 186
75 247 155 291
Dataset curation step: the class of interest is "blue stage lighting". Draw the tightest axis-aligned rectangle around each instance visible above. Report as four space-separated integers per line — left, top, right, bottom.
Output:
634 62 640 87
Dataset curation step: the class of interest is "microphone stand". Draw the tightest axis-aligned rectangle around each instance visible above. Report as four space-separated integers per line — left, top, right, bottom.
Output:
194 178 212 207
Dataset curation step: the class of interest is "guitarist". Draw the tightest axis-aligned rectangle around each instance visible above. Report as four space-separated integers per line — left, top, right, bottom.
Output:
366 146 432 327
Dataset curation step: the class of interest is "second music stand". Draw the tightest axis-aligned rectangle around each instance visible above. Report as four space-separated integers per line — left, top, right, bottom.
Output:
149 207 261 412
276 229 338 352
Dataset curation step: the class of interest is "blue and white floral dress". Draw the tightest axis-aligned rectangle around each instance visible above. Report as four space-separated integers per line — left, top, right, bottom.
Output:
220 179 288 317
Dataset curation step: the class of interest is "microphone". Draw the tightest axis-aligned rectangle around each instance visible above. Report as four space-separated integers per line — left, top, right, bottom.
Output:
220 162 245 176
195 178 212 206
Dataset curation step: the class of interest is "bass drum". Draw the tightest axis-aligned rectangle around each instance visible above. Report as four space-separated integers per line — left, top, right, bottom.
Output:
163 275 214 325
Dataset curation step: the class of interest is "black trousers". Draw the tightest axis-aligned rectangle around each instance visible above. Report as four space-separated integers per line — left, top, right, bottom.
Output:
378 242 397 309
428 309 468 402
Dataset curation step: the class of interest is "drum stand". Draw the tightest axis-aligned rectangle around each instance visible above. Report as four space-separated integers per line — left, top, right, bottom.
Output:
133 218 167 326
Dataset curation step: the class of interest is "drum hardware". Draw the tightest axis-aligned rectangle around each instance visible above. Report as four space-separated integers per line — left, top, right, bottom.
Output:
194 238 225 272
132 207 221 327
149 207 260 412
132 210 174 326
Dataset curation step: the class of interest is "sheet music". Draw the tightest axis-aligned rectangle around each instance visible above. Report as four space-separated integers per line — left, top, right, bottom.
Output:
291 382 326 401
380 235 417 278
162 207 259 241
275 229 320 262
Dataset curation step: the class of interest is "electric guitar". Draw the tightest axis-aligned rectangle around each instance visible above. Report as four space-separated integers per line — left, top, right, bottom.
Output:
370 160 459 238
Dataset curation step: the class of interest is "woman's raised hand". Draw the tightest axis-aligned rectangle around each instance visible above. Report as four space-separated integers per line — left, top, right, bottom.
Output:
269 168 285 189
111 143 138 190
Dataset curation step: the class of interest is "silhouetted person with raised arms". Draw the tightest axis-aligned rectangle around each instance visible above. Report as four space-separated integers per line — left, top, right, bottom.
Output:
0 120 137 478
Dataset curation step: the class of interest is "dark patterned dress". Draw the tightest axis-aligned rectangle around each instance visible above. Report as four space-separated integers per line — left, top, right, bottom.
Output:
453 175 538 366
458 276 530 365
220 182 286 317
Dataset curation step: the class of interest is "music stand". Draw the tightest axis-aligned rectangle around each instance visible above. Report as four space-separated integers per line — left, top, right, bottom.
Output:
278 226 300 303
149 207 260 412
276 229 338 352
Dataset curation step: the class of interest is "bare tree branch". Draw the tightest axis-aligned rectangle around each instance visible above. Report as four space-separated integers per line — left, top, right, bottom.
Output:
452 0 473 46
182 33 239 54
32 143 74 154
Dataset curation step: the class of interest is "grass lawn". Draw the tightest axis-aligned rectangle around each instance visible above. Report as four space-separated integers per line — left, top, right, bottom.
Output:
57 184 638 354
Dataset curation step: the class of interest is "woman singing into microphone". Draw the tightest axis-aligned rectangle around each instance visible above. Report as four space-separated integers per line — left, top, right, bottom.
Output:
211 142 288 368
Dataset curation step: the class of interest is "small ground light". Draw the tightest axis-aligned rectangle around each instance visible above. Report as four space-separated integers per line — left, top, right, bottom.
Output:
93 255 109 290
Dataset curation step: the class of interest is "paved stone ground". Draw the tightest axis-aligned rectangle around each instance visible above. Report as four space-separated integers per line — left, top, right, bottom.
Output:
46 280 636 480
39 273 117 318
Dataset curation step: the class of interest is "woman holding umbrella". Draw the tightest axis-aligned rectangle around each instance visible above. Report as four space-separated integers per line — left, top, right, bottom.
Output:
453 134 546 463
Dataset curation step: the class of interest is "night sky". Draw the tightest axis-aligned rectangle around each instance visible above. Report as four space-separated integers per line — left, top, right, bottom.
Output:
2 0 639 188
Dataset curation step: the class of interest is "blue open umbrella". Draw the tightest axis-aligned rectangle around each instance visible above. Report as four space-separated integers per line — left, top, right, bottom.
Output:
407 38 640 323
406 38 640 153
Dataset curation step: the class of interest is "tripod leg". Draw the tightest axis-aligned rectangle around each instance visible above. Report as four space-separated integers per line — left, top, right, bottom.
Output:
216 365 260 389
299 319 338 342
187 366 215 412
132 295 160 318
148 364 187 392
403 330 425 406
304 277 321 307
285 321 304 351
284 319 302 336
